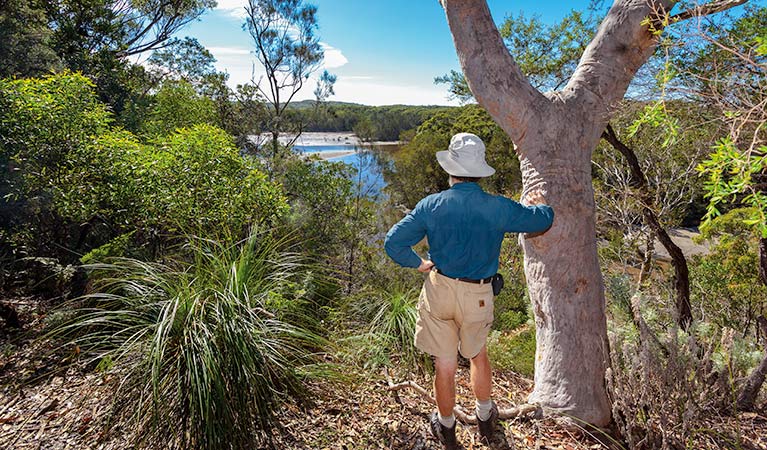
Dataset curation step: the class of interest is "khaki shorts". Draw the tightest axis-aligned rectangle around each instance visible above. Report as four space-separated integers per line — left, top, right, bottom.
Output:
414 270 495 359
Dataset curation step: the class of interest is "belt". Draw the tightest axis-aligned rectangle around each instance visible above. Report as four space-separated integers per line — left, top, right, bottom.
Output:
435 268 493 285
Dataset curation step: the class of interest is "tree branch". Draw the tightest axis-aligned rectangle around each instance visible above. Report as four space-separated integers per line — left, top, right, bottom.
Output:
760 238 767 287
601 124 692 330
440 0 549 145
565 0 677 118
671 0 749 22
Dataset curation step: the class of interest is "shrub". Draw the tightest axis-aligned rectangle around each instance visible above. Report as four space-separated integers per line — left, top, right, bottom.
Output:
1 73 288 261
339 287 428 372
494 237 530 331
486 327 536 377
0 72 113 258
607 296 765 449
690 208 767 339
52 231 327 449
140 80 217 138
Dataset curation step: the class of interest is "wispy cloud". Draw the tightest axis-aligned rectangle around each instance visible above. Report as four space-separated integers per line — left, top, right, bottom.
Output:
208 46 251 56
214 0 248 19
332 79 459 106
206 45 456 105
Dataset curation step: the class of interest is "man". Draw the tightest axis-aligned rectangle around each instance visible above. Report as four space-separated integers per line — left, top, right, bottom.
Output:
384 133 554 448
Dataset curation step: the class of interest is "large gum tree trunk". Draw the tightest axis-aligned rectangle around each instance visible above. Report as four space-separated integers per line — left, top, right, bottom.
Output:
519 131 611 425
439 0 686 426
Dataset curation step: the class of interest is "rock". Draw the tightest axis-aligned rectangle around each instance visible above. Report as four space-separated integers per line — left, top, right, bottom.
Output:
11 257 77 299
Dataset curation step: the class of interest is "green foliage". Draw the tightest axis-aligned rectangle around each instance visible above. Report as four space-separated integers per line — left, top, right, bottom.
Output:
0 0 61 78
604 273 635 325
135 125 289 235
80 232 135 265
499 3 602 90
339 287 426 371
1 73 287 261
282 157 356 254
433 70 472 104
53 231 327 449
0 72 114 257
697 139 767 237
435 1 605 101
493 237 530 331
0 72 112 200
385 104 521 208
245 0 325 155
289 102 454 142
486 328 536 377
690 209 767 337
40 0 214 127
141 80 218 137
60 124 289 249
148 37 222 91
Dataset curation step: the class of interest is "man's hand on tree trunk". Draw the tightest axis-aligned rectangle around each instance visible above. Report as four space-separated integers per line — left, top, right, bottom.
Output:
523 189 547 206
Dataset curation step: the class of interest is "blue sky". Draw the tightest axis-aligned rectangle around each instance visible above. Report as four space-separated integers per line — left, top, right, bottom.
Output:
179 0 597 105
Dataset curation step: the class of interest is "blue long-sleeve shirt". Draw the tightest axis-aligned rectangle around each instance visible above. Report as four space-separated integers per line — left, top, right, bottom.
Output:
384 182 554 280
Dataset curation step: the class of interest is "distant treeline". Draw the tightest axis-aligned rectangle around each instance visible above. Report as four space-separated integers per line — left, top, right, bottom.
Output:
286 100 456 141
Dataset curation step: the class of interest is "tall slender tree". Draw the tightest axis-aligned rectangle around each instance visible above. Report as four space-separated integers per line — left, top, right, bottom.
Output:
439 0 749 426
245 0 325 164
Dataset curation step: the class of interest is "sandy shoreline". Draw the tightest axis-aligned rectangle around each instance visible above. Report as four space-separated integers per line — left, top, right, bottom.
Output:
281 132 358 146
304 150 357 160
276 132 400 147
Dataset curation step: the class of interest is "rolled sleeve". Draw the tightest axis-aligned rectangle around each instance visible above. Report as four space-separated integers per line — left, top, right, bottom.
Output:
502 199 554 234
384 204 427 269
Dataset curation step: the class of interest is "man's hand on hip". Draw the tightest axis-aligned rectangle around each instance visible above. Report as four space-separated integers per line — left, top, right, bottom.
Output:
418 259 435 273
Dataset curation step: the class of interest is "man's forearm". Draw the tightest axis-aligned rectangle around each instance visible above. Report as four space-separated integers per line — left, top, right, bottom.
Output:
384 241 422 268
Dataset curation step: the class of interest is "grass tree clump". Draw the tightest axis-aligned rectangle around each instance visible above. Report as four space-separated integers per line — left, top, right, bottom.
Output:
53 231 327 449
340 287 428 372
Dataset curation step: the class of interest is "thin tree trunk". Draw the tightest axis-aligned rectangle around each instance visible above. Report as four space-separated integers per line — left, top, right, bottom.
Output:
601 124 692 329
736 316 767 411
639 230 655 285
759 238 767 287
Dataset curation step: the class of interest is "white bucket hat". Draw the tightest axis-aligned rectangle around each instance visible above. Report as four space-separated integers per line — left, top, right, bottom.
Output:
436 133 496 178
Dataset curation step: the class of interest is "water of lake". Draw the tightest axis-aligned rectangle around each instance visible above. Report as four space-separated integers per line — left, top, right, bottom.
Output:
292 144 394 198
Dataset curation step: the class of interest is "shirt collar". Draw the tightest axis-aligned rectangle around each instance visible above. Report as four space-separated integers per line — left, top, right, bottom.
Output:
450 182 482 191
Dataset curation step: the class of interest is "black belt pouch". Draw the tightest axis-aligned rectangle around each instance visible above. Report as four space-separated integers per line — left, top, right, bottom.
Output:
491 273 504 296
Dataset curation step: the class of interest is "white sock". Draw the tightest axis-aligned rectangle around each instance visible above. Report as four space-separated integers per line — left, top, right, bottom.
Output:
475 399 493 421
439 413 456 428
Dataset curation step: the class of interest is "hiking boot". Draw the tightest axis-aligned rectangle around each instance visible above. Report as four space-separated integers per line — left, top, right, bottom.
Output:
477 401 498 443
430 412 459 450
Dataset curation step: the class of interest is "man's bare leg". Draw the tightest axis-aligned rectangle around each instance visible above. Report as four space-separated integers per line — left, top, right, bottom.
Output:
470 345 492 401
434 355 458 416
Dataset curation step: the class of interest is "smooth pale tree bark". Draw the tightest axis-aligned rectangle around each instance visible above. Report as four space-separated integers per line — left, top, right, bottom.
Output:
438 0 711 427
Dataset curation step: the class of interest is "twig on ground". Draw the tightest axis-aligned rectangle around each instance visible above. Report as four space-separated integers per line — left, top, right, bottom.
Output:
386 378 541 424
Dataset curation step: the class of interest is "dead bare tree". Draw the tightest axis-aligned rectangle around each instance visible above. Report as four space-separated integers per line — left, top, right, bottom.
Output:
601 124 693 329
